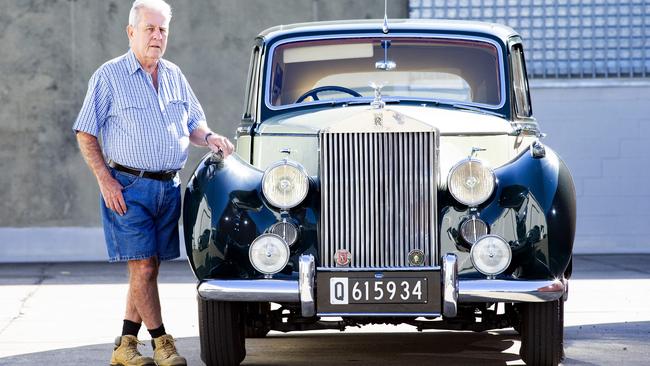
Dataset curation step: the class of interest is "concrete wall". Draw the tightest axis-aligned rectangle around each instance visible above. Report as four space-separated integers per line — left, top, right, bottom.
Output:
1 1 648 261
530 81 650 254
0 0 408 261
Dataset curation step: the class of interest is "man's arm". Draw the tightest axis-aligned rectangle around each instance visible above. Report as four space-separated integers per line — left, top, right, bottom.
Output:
189 125 235 158
76 131 127 216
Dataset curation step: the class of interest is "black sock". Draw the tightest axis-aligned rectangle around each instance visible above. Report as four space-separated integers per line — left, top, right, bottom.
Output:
122 319 141 337
148 324 166 339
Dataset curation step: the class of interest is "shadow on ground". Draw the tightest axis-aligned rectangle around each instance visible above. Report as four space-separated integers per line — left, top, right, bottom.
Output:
3 321 649 365
0 330 520 365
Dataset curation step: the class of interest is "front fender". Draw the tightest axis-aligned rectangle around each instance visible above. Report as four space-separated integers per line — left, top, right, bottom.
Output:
440 145 576 279
183 153 275 281
183 153 320 281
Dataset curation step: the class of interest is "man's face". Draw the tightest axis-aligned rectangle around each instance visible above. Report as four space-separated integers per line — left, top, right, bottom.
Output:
127 7 169 65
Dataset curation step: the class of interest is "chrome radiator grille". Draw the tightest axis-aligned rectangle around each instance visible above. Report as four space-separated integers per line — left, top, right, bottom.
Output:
319 131 437 268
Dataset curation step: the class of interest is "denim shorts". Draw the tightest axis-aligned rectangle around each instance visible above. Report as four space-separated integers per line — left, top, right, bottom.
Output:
100 167 181 262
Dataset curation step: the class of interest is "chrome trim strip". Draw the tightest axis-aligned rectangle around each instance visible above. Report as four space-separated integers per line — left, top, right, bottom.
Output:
198 279 299 302
264 33 507 112
458 279 566 303
299 255 315 317
256 132 319 137
442 254 458 318
317 312 440 317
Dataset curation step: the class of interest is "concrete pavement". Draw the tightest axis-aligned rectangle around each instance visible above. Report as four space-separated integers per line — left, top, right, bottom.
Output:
1 255 649 365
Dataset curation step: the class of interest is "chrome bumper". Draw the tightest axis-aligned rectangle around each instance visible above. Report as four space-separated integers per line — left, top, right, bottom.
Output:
458 278 567 303
442 253 566 305
198 253 565 318
198 254 315 317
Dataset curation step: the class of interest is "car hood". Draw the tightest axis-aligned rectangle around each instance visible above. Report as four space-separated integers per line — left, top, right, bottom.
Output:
257 105 514 136
251 105 532 178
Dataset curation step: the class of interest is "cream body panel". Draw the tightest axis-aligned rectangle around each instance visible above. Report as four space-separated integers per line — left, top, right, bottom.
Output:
252 105 537 176
235 135 252 161
259 105 514 135
437 135 536 187
252 136 320 175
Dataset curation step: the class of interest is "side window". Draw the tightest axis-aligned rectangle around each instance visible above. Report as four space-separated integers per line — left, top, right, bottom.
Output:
243 46 261 120
511 44 532 118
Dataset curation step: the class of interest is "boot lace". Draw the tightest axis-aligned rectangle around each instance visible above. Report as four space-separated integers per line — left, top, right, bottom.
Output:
124 337 145 359
158 336 178 358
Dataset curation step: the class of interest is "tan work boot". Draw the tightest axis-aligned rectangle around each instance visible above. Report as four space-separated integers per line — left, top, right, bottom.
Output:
152 334 187 366
110 335 156 366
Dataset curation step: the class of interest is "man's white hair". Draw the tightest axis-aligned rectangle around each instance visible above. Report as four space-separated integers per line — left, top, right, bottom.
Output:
129 0 172 26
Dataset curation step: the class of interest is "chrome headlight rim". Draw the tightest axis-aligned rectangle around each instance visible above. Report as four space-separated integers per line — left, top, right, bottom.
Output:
248 233 290 275
447 158 496 207
469 234 512 277
262 159 310 210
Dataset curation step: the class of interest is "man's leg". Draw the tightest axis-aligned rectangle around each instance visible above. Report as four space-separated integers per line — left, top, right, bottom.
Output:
111 259 159 366
126 257 162 329
127 256 186 365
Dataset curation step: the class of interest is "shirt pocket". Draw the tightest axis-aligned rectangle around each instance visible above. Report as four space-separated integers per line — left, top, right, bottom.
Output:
113 97 150 126
165 100 190 136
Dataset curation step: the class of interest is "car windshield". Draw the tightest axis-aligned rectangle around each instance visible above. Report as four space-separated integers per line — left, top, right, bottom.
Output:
267 37 502 108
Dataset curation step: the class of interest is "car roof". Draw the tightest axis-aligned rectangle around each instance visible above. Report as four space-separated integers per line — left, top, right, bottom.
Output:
258 18 519 43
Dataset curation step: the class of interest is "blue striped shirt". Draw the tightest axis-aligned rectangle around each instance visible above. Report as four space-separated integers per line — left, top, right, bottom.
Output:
73 49 207 171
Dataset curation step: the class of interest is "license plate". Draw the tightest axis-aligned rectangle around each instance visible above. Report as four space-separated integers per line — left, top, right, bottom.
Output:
329 277 427 304
316 270 441 315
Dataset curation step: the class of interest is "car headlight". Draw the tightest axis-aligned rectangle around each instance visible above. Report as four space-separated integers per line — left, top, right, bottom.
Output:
249 234 290 275
447 159 495 206
262 160 309 209
470 235 512 277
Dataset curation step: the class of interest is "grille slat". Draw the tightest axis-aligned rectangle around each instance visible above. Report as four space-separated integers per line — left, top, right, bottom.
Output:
319 131 437 268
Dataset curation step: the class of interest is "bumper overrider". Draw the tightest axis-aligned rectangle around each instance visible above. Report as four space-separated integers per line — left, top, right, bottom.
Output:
197 254 566 318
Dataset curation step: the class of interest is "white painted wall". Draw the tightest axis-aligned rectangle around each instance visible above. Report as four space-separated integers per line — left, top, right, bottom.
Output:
530 80 650 254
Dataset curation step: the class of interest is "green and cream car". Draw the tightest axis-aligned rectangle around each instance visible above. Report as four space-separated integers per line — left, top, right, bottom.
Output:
183 19 576 366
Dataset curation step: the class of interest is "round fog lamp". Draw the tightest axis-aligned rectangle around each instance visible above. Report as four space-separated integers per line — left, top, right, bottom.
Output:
460 217 488 244
269 221 298 246
470 235 512 276
249 234 290 275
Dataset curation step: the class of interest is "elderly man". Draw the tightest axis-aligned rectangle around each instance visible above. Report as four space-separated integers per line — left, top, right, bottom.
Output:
73 0 233 365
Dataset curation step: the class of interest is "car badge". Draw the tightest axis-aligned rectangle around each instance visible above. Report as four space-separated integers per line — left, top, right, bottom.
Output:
374 112 384 127
408 249 425 266
334 249 351 267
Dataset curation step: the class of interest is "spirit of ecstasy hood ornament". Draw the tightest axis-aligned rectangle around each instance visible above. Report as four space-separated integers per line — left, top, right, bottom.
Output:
370 82 385 110
370 82 385 126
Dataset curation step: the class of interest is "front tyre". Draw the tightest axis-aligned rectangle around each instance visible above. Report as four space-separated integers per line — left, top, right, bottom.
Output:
519 299 564 366
198 296 246 366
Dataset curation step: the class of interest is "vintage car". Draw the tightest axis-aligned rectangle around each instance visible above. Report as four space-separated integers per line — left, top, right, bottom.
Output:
183 18 576 366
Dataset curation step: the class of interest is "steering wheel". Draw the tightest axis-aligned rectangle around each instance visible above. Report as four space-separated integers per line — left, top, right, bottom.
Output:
295 85 362 103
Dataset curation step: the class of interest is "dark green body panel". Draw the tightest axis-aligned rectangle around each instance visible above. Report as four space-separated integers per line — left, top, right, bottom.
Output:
440 146 575 279
184 145 575 282
183 154 319 281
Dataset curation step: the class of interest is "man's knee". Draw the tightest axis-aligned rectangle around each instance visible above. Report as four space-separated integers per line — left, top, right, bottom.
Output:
128 257 159 281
